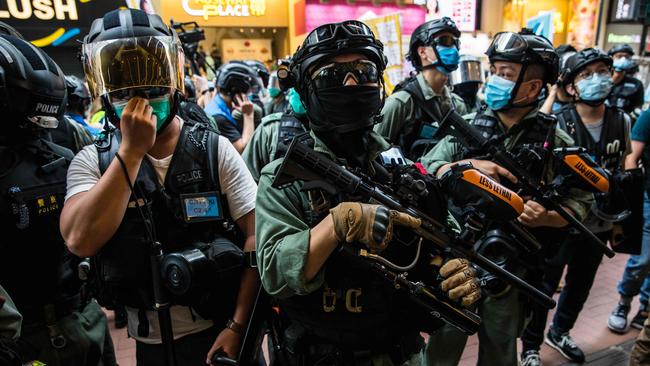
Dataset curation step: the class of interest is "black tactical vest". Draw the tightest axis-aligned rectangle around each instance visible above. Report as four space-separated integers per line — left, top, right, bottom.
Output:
273 113 307 161
393 77 446 160
556 104 626 172
607 76 644 113
94 121 238 310
0 139 81 313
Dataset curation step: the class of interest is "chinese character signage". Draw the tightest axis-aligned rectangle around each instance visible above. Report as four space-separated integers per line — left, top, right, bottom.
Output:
365 13 403 94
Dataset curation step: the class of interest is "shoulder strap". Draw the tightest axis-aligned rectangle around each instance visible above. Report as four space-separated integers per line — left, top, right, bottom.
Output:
399 78 444 123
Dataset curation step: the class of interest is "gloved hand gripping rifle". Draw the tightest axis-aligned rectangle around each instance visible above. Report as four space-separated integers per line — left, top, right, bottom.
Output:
435 109 615 258
272 133 556 336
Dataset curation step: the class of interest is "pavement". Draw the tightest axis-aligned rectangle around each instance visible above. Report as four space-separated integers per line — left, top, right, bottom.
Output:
106 251 643 366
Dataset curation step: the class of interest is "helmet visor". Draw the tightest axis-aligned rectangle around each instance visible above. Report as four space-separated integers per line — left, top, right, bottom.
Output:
83 36 184 99
451 59 484 85
489 32 528 55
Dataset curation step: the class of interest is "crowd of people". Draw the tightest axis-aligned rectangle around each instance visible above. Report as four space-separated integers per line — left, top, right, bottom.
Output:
1 7 650 366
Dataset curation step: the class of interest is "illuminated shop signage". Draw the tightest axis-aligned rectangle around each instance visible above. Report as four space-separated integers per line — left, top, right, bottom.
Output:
182 0 266 20
0 0 78 21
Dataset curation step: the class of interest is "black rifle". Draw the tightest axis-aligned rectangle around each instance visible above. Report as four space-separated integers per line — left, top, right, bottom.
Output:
435 109 615 258
273 134 556 320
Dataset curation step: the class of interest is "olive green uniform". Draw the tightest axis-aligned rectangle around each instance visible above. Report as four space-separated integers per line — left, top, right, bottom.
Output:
375 73 468 147
421 107 592 366
242 112 305 182
255 131 423 365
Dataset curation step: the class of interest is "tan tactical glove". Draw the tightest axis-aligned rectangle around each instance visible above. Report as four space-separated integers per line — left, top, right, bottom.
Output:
440 258 481 307
330 202 421 252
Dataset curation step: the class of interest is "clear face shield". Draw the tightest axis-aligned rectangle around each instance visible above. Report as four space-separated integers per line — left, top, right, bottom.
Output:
82 35 185 101
450 58 484 86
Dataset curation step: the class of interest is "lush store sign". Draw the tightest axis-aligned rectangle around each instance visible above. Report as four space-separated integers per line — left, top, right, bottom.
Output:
0 0 127 47
182 0 266 20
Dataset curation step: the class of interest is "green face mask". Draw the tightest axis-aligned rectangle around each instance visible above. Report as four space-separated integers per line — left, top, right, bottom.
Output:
268 87 281 98
288 88 306 117
114 96 171 131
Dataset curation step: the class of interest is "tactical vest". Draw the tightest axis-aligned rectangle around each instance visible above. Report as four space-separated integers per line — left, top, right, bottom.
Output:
459 111 554 183
278 159 437 349
393 77 446 160
556 104 626 172
273 113 307 161
93 121 240 313
608 76 643 113
0 139 81 315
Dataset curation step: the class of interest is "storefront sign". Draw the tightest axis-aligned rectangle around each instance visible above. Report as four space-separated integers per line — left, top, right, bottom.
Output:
182 0 266 20
1 0 126 47
566 0 599 47
221 38 272 63
365 13 403 94
605 23 643 54
304 0 426 35
428 0 478 32
610 0 639 22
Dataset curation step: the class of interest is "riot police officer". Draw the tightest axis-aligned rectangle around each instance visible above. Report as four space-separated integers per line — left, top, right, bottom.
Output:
607 44 645 116
421 29 593 366
263 71 290 116
205 61 258 153
60 9 259 365
540 44 577 114
522 47 631 365
450 55 485 114
243 87 308 182
255 20 481 365
0 34 115 366
376 17 467 160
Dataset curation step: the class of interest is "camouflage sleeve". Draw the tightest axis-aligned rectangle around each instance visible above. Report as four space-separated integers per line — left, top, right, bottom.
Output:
255 161 327 299
374 91 413 143
242 121 278 182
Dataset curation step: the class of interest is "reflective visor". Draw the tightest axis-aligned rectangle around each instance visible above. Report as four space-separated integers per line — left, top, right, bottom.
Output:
310 60 380 89
304 20 375 46
490 32 527 54
82 36 184 99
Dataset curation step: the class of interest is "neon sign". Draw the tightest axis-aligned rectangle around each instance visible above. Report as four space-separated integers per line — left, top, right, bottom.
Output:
182 0 266 20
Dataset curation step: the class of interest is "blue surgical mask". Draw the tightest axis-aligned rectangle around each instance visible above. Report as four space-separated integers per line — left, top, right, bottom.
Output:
613 57 634 72
268 87 281 98
576 74 613 102
288 88 306 117
484 75 515 110
114 96 171 131
435 46 460 74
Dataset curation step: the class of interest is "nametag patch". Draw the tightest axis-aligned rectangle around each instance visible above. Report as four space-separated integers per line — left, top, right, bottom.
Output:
181 192 222 222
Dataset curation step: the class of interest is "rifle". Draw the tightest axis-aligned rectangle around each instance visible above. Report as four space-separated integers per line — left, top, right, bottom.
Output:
435 109 615 258
272 134 557 325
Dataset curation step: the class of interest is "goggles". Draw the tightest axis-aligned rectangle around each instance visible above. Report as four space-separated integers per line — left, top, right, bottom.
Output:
430 35 459 48
310 60 380 89
109 86 172 103
487 32 557 66
304 20 375 47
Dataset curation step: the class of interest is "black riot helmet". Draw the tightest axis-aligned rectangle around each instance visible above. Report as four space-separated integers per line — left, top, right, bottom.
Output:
0 35 67 135
287 20 386 134
559 47 612 87
82 9 185 132
244 59 270 88
408 17 460 71
486 29 559 84
608 44 635 57
485 29 558 109
0 21 23 39
64 75 91 116
215 61 256 97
